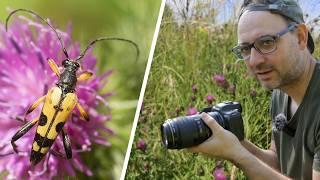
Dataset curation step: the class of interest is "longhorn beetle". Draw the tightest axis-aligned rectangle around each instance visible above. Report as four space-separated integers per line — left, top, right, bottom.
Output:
6 9 139 166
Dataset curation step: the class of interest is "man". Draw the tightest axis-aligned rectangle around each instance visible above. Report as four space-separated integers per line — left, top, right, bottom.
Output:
191 0 320 179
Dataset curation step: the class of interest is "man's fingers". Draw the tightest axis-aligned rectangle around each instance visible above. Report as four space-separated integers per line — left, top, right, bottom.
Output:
188 146 199 153
189 143 207 153
188 113 226 154
201 112 223 132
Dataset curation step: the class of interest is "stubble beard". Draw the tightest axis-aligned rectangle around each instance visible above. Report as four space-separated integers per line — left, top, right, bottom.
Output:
259 54 305 91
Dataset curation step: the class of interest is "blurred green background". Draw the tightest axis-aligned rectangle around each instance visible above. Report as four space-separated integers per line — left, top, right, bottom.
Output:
0 0 161 179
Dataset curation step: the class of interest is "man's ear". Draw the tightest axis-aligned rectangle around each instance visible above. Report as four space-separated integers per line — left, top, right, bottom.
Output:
296 23 308 51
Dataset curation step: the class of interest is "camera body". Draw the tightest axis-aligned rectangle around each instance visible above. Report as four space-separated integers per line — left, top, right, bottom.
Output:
161 101 244 149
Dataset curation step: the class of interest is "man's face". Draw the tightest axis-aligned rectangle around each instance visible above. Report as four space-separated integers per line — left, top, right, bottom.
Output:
238 11 305 90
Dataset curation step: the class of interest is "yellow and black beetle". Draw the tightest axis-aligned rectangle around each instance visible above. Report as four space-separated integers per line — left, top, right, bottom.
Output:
6 9 139 165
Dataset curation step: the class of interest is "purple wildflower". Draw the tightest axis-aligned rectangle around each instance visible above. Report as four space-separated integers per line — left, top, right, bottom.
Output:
187 107 198 115
0 16 113 178
192 84 198 93
137 139 147 152
213 161 227 180
205 95 215 104
212 74 229 89
213 168 227 180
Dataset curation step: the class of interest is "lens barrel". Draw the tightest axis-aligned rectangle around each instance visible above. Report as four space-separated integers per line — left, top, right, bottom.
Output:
161 112 224 149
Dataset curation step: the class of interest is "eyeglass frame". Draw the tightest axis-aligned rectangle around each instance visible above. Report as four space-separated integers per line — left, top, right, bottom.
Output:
231 23 298 60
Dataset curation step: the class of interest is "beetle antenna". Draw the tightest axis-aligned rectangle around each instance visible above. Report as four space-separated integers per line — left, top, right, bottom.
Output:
5 9 69 59
75 37 140 62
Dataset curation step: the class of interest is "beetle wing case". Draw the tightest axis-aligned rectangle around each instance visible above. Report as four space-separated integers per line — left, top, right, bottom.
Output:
30 87 77 165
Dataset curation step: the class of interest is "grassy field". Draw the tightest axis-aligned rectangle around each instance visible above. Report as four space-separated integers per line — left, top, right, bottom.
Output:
125 3 320 180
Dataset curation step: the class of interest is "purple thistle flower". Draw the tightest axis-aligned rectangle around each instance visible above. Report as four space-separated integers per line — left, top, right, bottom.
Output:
205 95 215 104
213 167 227 180
213 161 227 180
137 139 147 152
187 107 198 115
0 16 113 178
212 74 229 89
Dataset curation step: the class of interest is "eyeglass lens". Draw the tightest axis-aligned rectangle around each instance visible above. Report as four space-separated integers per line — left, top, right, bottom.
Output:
239 36 277 60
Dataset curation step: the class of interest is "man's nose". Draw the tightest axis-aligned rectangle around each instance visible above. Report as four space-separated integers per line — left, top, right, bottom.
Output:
247 47 265 68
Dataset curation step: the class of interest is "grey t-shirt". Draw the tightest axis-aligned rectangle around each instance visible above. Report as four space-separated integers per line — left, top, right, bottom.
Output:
271 62 320 179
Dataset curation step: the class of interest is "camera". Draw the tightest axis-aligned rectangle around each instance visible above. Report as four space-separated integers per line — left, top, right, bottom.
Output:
160 101 244 149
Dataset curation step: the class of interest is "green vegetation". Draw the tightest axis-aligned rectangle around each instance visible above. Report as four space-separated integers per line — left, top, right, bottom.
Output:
126 4 320 180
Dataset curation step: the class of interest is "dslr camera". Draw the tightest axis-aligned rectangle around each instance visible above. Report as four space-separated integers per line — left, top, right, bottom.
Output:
160 101 244 149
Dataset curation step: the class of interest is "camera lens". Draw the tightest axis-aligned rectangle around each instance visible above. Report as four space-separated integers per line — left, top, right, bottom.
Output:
160 102 244 150
161 112 224 149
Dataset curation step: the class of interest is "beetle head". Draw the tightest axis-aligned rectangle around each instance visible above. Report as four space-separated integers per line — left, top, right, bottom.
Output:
62 59 80 71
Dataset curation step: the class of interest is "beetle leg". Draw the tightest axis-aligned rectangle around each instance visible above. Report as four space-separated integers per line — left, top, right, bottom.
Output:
50 129 72 159
48 58 60 77
76 103 90 121
77 71 93 81
11 117 39 153
25 96 46 116
50 147 90 159
62 128 72 159
50 149 64 158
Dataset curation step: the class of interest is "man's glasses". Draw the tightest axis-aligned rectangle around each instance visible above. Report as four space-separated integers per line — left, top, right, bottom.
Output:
232 23 298 60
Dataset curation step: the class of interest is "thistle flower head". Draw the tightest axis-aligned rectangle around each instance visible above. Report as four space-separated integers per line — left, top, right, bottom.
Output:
205 94 215 104
213 167 227 180
136 139 147 152
187 107 198 115
212 74 229 89
0 15 113 178
213 161 227 180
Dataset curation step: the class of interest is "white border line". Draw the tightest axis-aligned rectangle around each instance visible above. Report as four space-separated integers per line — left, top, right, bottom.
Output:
119 0 166 179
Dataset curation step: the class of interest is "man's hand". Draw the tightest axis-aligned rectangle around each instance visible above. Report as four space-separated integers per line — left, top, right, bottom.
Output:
189 112 244 161
190 113 291 179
